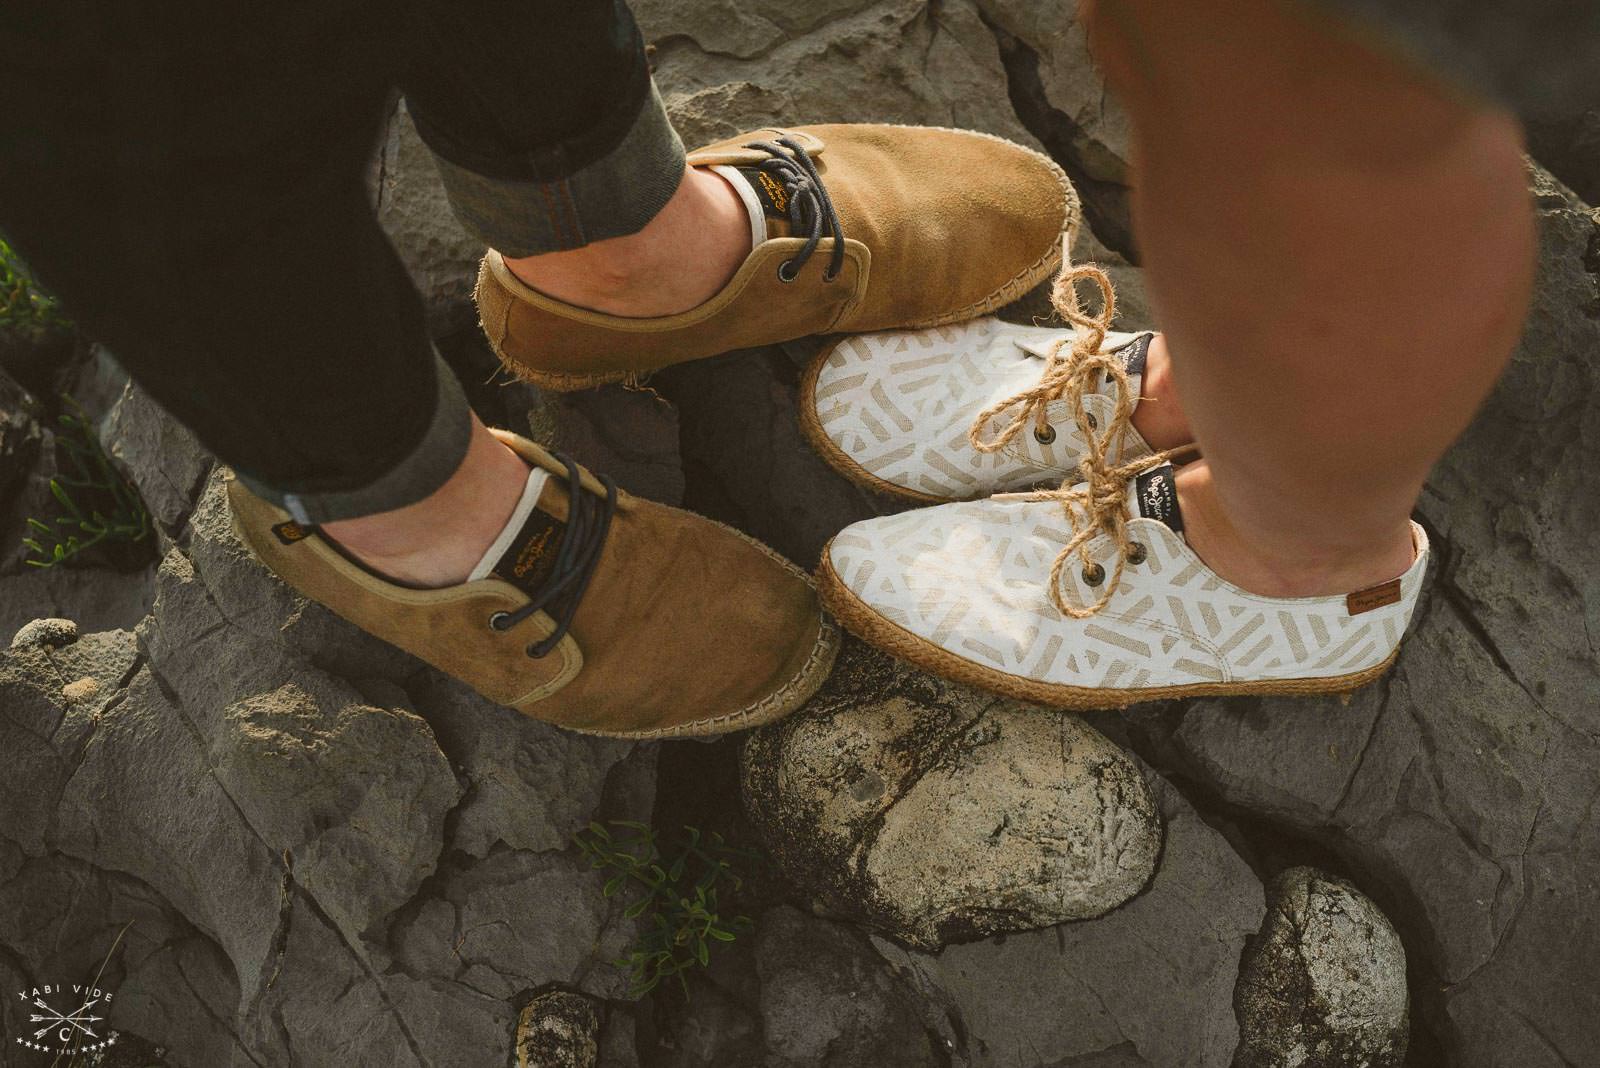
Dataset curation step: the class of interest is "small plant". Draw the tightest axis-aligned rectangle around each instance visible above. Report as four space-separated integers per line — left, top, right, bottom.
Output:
0 235 68 331
23 399 152 569
574 821 760 998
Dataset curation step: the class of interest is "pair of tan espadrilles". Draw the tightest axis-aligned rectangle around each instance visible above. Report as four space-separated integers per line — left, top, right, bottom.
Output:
230 123 1077 737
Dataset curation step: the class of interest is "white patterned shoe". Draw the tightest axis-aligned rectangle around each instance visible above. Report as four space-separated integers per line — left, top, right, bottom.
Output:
817 462 1429 708
800 315 1156 502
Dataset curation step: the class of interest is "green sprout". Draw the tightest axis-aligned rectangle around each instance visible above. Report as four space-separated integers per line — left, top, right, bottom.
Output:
0 235 68 331
574 821 760 998
23 399 151 568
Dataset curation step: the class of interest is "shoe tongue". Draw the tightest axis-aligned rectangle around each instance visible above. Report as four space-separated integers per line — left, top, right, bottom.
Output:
734 166 795 239
1130 463 1184 535
486 481 569 598
1115 333 1152 378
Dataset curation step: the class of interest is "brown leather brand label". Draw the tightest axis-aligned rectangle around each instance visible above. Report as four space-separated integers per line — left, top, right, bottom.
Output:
1346 579 1402 615
740 167 790 217
492 509 567 597
272 521 312 545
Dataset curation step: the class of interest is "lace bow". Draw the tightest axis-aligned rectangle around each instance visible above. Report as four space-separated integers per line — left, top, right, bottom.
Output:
967 254 1191 618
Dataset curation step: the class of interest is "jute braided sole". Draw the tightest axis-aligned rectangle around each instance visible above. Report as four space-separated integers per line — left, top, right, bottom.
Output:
482 126 1078 392
816 546 1399 710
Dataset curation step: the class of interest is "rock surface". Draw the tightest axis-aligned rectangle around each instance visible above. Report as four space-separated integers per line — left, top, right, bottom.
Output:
1235 867 1409 1068
1125 167 1600 1065
872 758 1265 1066
1 449 655 1067
516 991 601 1068
743 639 1161 948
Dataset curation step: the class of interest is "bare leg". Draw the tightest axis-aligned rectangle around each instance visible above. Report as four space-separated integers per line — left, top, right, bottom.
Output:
323 414 530 588
501 166 752 317
1086 0 1534 596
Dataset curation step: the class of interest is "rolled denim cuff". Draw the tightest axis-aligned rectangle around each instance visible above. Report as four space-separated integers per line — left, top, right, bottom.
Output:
235 348 473 525
429 80 687 256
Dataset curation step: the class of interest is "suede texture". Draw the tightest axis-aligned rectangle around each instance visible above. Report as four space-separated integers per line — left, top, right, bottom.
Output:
227 433 832 736
477 124 1073 384
526 465 829 735
229 478 584 709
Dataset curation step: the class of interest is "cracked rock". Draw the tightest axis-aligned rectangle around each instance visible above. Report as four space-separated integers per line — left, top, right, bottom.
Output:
754 905 943 1068
742 639 1162 949
516 990 600 1068
1 394 655 1065
1124 167 1600 1065
872 757 1265 1065
638 0 1037 152
372 100 485 337
1235 867 1409 1068
98 358 214 531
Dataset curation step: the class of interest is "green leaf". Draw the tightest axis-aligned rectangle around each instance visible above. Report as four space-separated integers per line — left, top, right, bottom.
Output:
623 897 650 920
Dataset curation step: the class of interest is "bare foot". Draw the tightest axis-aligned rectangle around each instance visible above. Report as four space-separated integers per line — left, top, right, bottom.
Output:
1130 333 1192 453
1174 460 1415 598
503 166 752 318
322 415 531 588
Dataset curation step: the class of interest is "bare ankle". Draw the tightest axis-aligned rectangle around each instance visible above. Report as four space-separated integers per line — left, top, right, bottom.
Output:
503 166 752 318
1174 462 1415 598
1130 333 1192 452
323 417 531 589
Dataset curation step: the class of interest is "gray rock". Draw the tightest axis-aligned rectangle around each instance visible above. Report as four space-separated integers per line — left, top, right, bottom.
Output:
1126 167 1600 1065
743 639 1161 949
655 343 896 568
639 0 1037 152
0 469 655 1067
754 905 944 1068
540 386 685 506
0 553 156 641
373 100 485 337
873 761 1265 1066
0 365 42 506
516 991 600 1068
974 0 1134 253
10 615 78 649
1236 868 1408 1068
97 361 214 531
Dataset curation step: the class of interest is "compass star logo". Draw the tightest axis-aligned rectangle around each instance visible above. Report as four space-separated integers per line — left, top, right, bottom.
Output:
11 981 120 1057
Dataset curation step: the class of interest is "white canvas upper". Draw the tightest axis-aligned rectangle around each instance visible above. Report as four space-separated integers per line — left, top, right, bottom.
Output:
808 316 1154 500
824 466 1429 695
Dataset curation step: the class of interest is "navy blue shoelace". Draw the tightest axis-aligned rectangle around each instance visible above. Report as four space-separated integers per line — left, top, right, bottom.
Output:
743 136 847 283
488 452 617 658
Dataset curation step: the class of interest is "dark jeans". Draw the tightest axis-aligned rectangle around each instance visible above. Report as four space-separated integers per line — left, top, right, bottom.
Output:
0 0 685 523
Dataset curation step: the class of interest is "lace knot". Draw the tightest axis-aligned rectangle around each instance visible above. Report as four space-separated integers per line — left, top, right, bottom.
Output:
744 136 846 281
969 252 1190 618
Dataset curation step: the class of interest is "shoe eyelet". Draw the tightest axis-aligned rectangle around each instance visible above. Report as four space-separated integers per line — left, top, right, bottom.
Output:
524 643 550 660
1087 413 1099 430
822 268 839 284
1033 424 1057 445
777 259 800 283
1082 563 1106 587
488 611 513 631
1127 542 1147 565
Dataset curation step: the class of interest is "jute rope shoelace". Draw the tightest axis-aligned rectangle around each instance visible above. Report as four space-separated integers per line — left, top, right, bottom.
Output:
966 254 1193 619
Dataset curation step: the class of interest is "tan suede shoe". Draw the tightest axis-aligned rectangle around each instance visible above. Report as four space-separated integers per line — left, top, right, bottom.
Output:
228 432 839 738
476 124 1077 390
